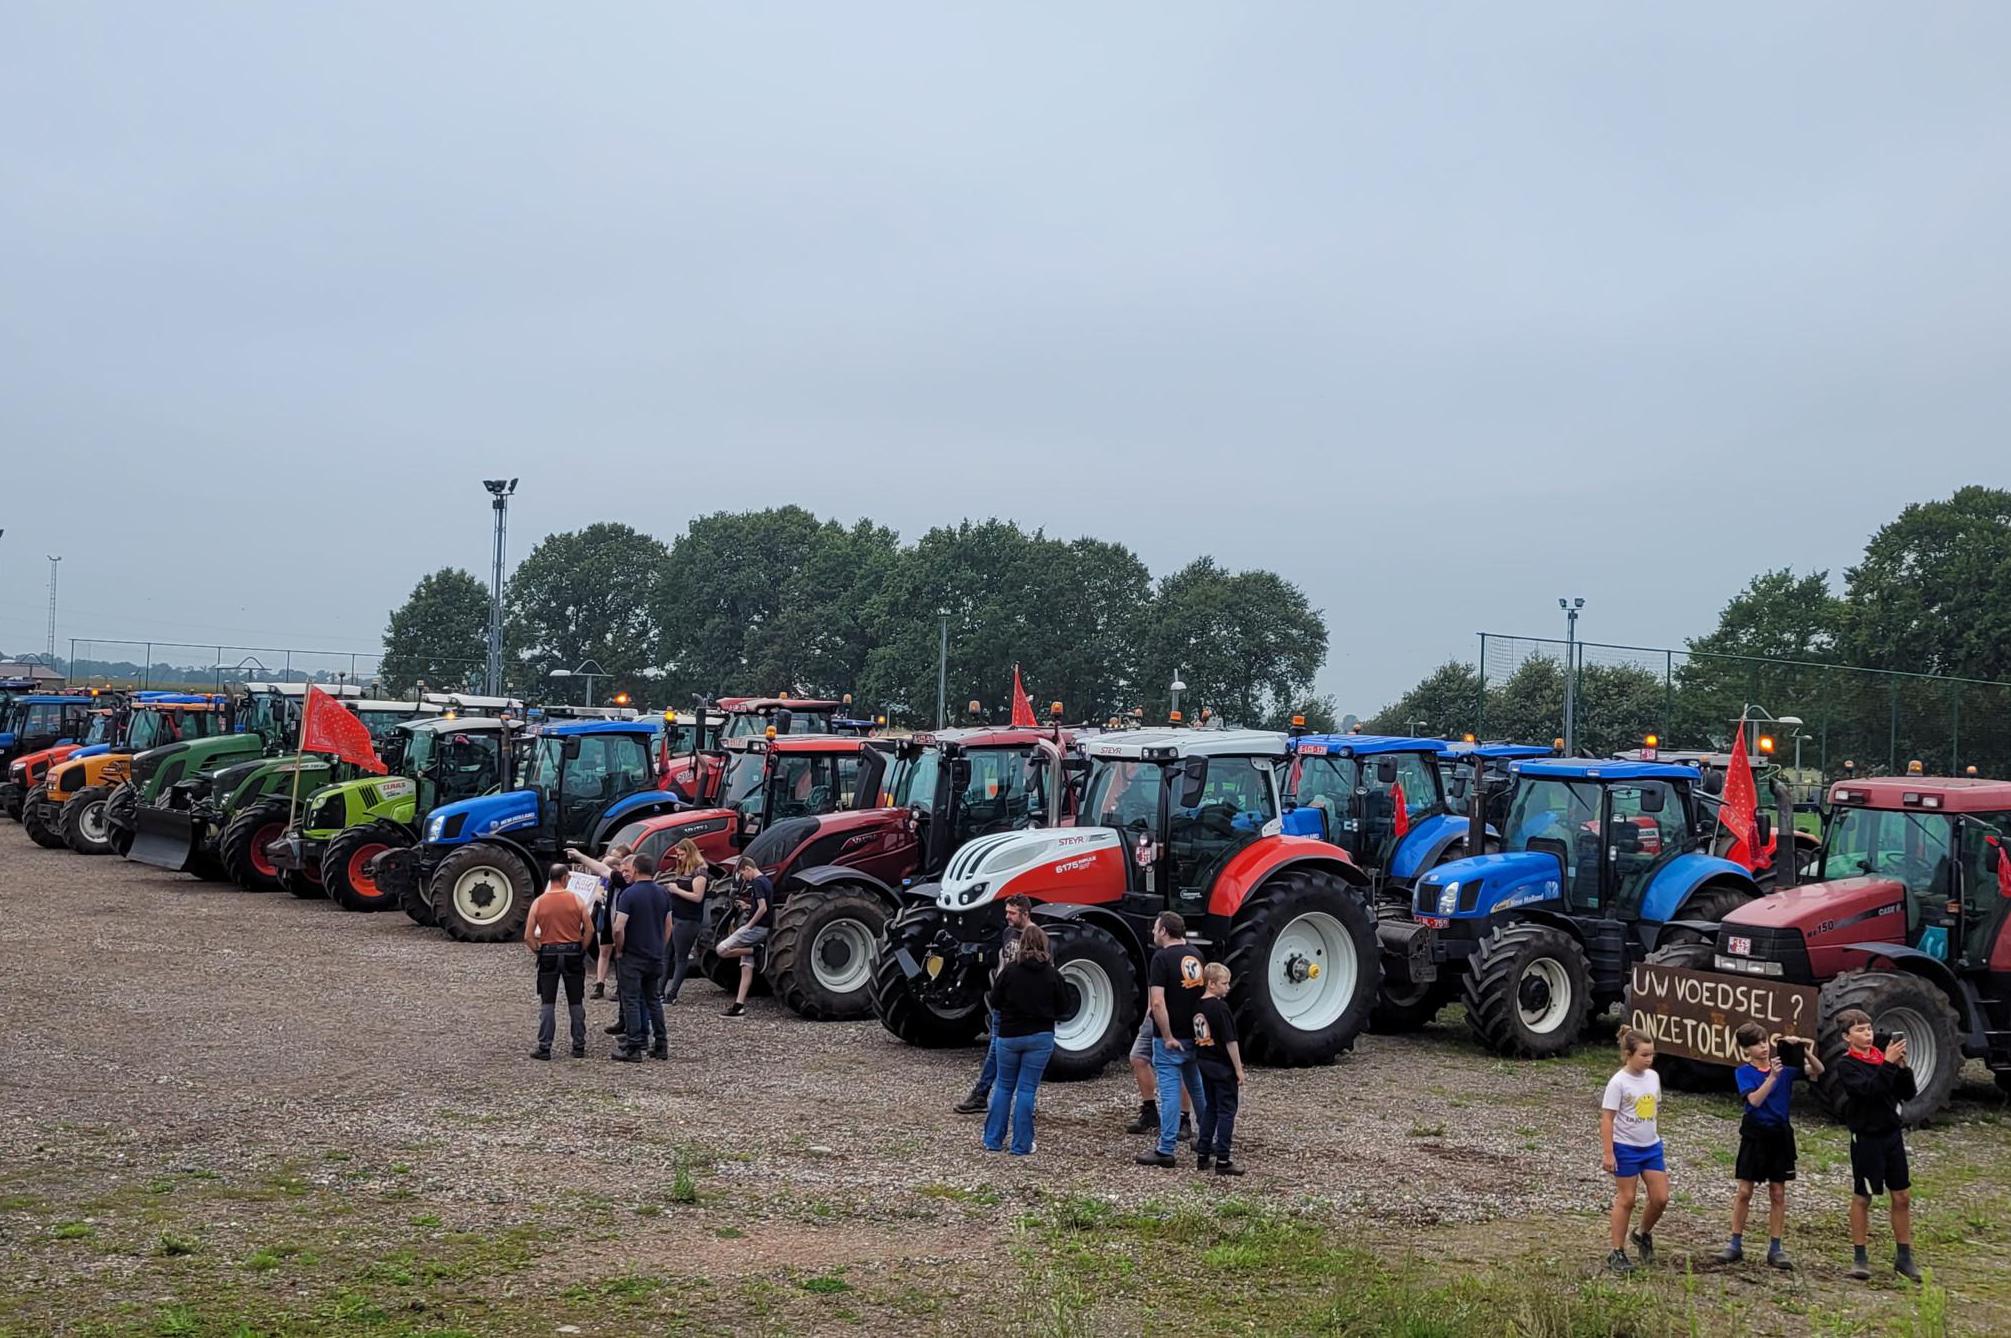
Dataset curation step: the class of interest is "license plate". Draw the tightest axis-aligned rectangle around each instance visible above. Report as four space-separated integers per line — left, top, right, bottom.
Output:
1727 936 1752 956
1417 915 1449 929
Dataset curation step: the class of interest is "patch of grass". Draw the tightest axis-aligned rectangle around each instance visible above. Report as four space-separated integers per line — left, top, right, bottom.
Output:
143 1178 177 1195
1407 1122 1448 1139
409 1213 442 1227
51 1221 93 1241
153 1305 199 1336
0 1193 45 1212
322 1149 351 1162
713 1226 745 1239
157 1232 198 1257
669 1164 699 1205
802 1275 853 1295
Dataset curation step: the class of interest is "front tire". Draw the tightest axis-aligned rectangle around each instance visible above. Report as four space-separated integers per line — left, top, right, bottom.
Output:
219 799 294 892
1463 921 1592 1058
326 824 408 913
869 907 988 1049
1223 869 1381 1066
104 782 137 856
23 786 66 849
430 844 536 943
766 884 888 1021
1817 971 1963 1127
1044 921 1139 1081
61 786 116 856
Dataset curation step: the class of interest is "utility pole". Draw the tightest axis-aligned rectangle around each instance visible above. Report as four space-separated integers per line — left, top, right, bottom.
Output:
935 614 949 731
46 555 62 661
482 480 518 696
1558 596 1583 755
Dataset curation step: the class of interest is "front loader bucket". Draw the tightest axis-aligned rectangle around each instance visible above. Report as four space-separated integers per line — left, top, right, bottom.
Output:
129 806 199 873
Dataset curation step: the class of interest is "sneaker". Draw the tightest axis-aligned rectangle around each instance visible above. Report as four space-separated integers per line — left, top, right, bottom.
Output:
1896 1256 1922 1283
1846 1262 1872 1281
570 1046 587 1059
1606 1249 1634 1275
1196 1154 1213 1171
1124 1101 1157 1135
1715 1245 1743 1265
1214 1160 1246 1177
723 1003 747 1018
1630 1231 1655 1266
592 981 606 999
604 1020 625 1035
954 1089 990 1115
1177 1114 1193 1143
648 1047 668 1062
1134 1150 1177 1168
1766 1248 1792 1271
608 1048 643 1063
529 1048 551 1061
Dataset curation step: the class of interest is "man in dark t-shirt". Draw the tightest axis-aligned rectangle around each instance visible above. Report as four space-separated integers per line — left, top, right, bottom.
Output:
611 853 672 1062
1136 911 1210 1168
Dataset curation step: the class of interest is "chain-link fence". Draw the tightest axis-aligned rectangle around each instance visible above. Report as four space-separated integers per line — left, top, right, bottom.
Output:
1474 633 2011 779
58 639 489 698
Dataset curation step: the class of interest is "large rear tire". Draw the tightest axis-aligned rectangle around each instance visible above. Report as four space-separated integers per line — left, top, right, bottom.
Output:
1463 921 1592 1058
326 824 408 913
767 885 888 1021
430 844 537 943
1631 941 1735 1091
219 799 293 892
60 786 116 856
1044 922 1139 1081
23 786 66 849
1817 971 1963 1127
1659 881 1757 947
869 908 988 1049
1223 869 1381 1066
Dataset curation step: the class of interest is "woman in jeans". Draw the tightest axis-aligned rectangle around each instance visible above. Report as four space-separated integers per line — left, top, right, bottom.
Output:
983 924 1068 1156
660 840 710 1004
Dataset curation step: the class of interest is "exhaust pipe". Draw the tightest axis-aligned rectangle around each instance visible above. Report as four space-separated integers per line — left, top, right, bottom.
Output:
1770 776 1797 888
1467 767 1488 856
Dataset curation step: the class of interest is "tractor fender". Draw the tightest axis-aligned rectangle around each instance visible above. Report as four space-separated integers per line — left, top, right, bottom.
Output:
1829 942 1982 1045
1029 901 1147 974
784 863 900 908
1206 837 1366 921
1389 814 1493 881
1649 919 1724 949
1638 854 1761 925
598 789 685 834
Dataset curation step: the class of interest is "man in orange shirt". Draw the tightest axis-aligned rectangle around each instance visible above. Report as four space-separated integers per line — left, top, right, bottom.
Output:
525 862 595 1060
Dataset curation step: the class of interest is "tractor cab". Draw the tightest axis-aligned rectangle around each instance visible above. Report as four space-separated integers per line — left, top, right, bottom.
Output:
716 696 844 740
1438 743 1556 824
1283 735 1462 898
893 727 1077 876
0 693 98 766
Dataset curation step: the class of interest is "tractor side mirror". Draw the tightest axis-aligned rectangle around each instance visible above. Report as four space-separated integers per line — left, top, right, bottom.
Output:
1639 786 1666 814
1375 759 1399 786
949 758 972 789
561 737 582 761
1178 756 1209 809
1703 769 1725 797
1755 812 1773 846
1061 757 1090 776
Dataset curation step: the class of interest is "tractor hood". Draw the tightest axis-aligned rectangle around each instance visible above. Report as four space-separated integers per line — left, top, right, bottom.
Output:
1719 876 1907 933
424 789 540 843
939 828 1126 911
1416 849 1563 917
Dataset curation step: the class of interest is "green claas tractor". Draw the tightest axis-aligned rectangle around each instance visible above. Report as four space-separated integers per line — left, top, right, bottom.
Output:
125 686 435 891
267 715 520 911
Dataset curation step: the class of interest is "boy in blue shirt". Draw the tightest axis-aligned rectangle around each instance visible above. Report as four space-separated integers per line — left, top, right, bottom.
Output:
1718 1023 1823 1269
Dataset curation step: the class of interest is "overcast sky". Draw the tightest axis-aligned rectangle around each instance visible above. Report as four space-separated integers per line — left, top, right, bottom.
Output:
3 3 2006 710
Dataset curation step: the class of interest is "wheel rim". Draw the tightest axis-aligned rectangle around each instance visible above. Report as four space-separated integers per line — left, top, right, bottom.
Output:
249 822 283 878
1055 956 1115 1053
1267 911 1357 1032
347 844 388 897
809 918 875 994
451 865 514 925
1518 957 1574 1034
1877 1005 1937 1090
79 803 109 845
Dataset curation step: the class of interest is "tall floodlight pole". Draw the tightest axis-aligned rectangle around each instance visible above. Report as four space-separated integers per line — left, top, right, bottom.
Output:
483 479 518 696
1559 597 1584 755
46 555 62 661
936 612 949 730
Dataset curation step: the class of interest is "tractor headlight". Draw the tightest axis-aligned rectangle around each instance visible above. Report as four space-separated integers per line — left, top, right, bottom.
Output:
426 814 446 841
1436 881 1460 915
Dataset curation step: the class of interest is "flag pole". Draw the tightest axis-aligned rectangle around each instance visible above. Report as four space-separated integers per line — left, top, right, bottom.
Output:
287 686 313 828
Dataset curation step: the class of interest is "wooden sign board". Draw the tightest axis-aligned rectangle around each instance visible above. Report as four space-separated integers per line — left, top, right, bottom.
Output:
1625 962 1820 1064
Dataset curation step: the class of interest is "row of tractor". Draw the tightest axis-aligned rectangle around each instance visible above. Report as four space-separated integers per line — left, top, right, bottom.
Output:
11 680 2006 1125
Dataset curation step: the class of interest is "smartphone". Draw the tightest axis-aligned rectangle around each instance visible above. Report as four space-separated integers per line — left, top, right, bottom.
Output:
1774 1038 1805 1069
1889 1032 1907 1048
1872 1029 1892 1051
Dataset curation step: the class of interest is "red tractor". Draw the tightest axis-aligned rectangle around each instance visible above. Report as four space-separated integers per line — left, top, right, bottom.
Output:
1635 775 2011 1124
872 728 1383 1080
659 695 874 800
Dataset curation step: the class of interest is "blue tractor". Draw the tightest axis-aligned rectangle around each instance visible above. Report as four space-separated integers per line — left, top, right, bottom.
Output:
1379 758 1763 1055
382 719 685 942
1282 734 1484 903
1436 742 1556 830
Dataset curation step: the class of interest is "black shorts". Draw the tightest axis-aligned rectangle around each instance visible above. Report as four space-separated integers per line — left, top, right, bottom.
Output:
1850 1130 1910 1198
1734 1122 1797 1184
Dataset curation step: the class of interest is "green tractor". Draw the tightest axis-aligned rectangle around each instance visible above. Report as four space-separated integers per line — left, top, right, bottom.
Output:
267 714 520 911
125 686 435 892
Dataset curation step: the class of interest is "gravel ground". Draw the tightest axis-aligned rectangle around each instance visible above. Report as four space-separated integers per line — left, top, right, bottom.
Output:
3 835 2006 1334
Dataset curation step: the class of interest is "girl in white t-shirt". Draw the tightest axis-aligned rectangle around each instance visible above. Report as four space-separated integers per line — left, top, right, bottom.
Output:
1600 1027 1669 1274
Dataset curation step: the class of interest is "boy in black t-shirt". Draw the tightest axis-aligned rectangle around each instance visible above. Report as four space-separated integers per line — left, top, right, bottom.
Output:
1192 962 1246 1175
1135 912 1211 1168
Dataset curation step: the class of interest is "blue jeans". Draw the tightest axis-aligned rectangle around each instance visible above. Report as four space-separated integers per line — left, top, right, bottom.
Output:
983 1031 1055 1155
974 1009 1002 1097
1198 1070 1240 1159
1153 1038 1208 1156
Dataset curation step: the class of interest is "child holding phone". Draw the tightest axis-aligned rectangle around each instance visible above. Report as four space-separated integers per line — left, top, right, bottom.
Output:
1833 1008 1920 1281
1719 1023 1823 1268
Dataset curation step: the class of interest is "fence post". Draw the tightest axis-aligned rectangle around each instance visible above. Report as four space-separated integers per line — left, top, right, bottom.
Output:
1951 688 1960 774
1664 651 1674 742
145 642 153 691
1475 633 1487 737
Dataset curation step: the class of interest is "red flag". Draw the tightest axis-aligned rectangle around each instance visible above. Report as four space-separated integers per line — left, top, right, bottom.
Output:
1010 665 1038 729
300 685 386 775
1720 727 1759 869
1391 780 1410 838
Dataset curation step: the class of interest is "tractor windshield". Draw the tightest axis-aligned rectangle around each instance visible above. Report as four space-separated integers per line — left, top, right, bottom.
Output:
764 753 864 821
720 750 766 813
1820 806 1955 894
956 746 1052 836
724 710 832 740
355 709 417 742
83 714 114 746
237 695 283 744
1502 778 1604 909
125 711 173 751
892 749 942 815
1083 760 1163 832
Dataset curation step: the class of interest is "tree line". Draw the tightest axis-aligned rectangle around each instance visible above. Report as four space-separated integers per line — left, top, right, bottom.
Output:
379 508 1335 728
1364 487 2011 776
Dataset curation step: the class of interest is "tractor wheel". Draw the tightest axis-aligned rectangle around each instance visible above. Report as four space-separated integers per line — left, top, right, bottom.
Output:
869 908 988 1049
1371 977 1458 1034
1659 881 1757 947
1463 922 1593 1058
23 787 66 849
219 799 294 892
60 786 116 856
282 865 325 900
1223 868 1381 1066
699 944 772 996
2 784 24 822
1631 941 1734 1091
104 782 137 856
326 824 408 913
767 885 888 1020
430 844 536 943
1044 922 1139 1081
1817 971 1963 1127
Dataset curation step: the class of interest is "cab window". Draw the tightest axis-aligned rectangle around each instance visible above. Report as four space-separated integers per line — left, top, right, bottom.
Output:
1503 778 1603 911
893 750 941 816
1958 812 2011 968
1607 781 1686 913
